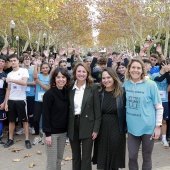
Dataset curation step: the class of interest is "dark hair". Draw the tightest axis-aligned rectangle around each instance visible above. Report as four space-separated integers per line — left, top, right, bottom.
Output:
116 62 126 71
8 54 18 60
98 57 107 65
112 51 120 55
101 68 123 97
23 53 31 60
40 62 50 70
59 60 67 66
0 55 7 61
143 59 152 65
87 52 92 56
48 57 55 62
50 67 70 87
150 53 159 60
19 57 24 63
70 62 93 87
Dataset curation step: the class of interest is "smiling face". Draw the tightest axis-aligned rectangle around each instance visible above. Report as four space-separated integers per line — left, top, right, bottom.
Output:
55 72 67 89
76 65 88 82
117 65 126 75
102 71 114 91
41 64 50 75
24 57 31 67
129 61 143 82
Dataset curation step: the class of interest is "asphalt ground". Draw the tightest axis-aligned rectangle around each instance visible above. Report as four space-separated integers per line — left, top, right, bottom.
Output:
0 132 170 170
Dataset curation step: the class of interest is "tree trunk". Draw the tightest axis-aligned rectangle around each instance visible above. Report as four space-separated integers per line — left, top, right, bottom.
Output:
23 40 30 51
36 30 42 52
164 16 170 58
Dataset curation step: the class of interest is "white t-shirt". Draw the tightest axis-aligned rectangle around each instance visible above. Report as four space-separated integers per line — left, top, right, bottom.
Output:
7 68 29 100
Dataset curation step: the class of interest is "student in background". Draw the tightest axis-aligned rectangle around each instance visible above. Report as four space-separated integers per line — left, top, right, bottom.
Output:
33 60 50 145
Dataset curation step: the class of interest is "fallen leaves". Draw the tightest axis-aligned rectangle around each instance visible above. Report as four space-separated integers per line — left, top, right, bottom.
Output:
23 154 32 158
64 157 72 161
16 139 22 142
13 158 20 162
36 150 42 155
9 148 23 153
28 163 36 168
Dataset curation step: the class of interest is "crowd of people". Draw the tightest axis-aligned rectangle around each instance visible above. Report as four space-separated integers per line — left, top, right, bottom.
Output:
0 41 169 170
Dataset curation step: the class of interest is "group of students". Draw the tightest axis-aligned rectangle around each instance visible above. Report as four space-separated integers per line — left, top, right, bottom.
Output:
0 47 168 170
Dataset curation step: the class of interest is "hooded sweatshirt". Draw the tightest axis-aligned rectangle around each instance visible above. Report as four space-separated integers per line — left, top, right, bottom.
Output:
123 79 163 136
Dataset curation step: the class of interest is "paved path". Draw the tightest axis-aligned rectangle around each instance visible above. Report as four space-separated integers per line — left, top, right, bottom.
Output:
0 133 170 170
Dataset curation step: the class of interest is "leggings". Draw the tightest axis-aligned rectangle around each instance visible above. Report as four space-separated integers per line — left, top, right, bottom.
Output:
33 101 43 135
128 133 154 170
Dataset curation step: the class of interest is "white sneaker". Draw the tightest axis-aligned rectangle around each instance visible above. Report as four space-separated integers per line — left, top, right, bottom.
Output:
66 138 69 143
29 127 35 135
32 136 42 145
162 140 169 149
16 128 25 135
0 133 3 138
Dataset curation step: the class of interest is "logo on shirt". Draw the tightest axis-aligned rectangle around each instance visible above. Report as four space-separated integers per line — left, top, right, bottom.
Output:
129 96 140 110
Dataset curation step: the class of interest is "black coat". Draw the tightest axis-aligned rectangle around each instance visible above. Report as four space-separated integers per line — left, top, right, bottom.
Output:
67 84 101 140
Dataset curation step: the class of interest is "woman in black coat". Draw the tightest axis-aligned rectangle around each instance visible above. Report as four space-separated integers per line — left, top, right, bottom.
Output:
68 62 101 170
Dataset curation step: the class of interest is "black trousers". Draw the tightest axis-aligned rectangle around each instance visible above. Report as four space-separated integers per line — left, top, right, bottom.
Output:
70 116 93 170
33 101 43 135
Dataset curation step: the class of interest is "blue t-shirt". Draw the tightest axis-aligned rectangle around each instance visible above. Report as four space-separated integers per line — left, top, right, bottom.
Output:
152 72 168 102
150 66 160 75
123 79 161 136
35 74 50 102
26 68 35 97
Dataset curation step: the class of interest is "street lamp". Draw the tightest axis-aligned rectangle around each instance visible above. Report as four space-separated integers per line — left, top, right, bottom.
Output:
10 20 15 47
16 36 19 58
43 33 47 50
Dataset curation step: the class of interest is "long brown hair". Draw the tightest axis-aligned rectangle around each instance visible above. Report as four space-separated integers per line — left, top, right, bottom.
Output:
70 62 93 87
101 67 123 97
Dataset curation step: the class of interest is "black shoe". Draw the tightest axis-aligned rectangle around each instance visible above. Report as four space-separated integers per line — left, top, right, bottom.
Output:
0 139 5 145
4 139 14 148
25 140 32 149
